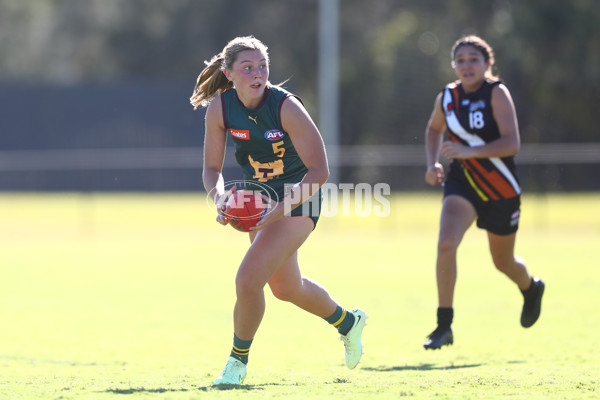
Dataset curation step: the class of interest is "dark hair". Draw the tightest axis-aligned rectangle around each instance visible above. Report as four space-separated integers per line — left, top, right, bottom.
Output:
190 36 270 109
451 35 498 79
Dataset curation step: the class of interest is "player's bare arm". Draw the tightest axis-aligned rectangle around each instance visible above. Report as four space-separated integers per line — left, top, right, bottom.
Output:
425 92 446 186
202 96 230 224
281 96 329 187
253 96 329 230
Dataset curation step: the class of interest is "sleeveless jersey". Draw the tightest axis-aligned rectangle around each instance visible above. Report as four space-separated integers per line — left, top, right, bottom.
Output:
221 85 308 199
441 79 521 201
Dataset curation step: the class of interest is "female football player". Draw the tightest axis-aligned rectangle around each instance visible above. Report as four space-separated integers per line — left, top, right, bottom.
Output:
423 35 545 349
191 36 366 385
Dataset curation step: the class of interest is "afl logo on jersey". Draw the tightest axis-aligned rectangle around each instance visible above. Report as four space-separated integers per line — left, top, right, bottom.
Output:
264 130 285 141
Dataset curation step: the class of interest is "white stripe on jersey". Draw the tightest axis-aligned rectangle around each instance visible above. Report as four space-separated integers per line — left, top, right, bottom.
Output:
443 87 521 195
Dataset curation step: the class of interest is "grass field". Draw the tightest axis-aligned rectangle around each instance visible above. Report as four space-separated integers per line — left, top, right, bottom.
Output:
0 192 598 399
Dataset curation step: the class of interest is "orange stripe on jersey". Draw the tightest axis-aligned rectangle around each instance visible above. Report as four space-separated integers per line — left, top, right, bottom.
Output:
462 161 499 201
448 133 461 144
451 87 460 116
466 159 519 199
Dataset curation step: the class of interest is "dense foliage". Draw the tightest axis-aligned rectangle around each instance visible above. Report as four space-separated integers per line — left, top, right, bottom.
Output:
0 1 597 190
1 0 596 145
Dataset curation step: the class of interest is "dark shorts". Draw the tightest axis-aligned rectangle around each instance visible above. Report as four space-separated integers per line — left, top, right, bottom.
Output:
249 180 321 229
286 188 322 229
443 177 520 235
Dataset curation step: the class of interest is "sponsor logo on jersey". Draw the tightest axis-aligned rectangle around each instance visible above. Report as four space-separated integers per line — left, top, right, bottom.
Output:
264 130 285 141
229 129 250 140
510 210 520 226
469 100 485 112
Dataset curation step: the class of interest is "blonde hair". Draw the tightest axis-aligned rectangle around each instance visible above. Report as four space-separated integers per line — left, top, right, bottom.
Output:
451 35 498 80
190 36 270 109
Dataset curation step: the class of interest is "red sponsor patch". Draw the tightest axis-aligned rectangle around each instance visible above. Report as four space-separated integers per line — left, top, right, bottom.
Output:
447 103 454 111
229 129 250 140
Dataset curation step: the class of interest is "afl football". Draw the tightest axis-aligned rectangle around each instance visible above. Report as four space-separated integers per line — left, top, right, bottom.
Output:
224 190 267 232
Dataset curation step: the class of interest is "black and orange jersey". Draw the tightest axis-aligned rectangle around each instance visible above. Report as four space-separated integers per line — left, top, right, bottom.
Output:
441 79 521 201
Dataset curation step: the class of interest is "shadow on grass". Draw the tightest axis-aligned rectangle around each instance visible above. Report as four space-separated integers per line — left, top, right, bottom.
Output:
198 384 266 391
363 363 483 372
106 388 192 394
106 382 288 394
197 379 351 391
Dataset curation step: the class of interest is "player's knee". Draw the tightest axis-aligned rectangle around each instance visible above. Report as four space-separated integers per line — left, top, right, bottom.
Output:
235 274 264 299
437 235 459 256
269 283 297 302
491 255 513 273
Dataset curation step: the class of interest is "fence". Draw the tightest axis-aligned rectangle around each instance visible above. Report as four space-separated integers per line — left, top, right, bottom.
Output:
0 143 598 191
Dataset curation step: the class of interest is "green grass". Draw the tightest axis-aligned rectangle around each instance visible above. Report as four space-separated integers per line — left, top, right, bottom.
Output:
0 192 598 399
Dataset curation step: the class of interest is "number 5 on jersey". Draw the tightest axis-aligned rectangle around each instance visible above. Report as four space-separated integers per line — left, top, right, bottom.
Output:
272 140 286 158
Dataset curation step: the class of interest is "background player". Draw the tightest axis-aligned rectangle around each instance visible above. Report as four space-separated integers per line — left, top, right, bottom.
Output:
423 35 545 349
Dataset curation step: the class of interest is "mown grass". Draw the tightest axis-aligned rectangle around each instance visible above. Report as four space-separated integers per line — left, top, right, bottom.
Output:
0 192 598 399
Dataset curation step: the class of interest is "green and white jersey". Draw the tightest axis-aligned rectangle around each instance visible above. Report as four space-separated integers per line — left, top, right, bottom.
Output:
221 85 308 198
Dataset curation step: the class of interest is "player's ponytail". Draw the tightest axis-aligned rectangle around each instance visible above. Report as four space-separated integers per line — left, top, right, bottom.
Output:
190 52 232 110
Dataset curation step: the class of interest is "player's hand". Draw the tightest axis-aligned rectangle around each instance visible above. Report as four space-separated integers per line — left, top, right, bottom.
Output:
441 141 472 160
425 162 445 186
214 186 237 226
250 195 282 231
